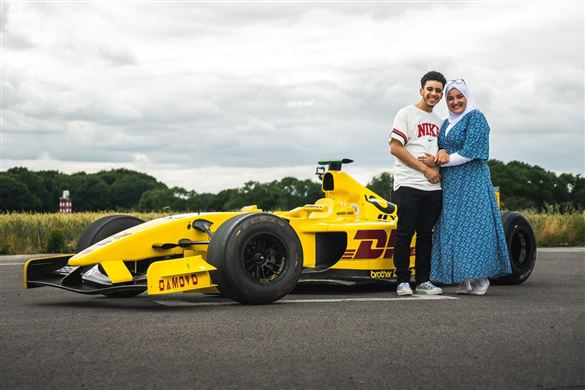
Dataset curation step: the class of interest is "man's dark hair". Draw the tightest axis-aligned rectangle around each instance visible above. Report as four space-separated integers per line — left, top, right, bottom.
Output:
420 71 446 88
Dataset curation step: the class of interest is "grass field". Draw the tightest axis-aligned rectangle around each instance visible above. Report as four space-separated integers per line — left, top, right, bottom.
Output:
0 212 166 255
0 211 583 255
521 211 585 247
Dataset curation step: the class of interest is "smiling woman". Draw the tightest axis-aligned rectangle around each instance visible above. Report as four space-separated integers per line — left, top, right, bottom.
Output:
429 81 514 295
445 80 470 116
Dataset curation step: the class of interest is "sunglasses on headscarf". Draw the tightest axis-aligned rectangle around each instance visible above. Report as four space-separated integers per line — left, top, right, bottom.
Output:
446 79 466 86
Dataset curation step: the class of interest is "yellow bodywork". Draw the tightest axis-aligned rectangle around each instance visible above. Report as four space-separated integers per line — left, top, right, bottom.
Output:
146 254 216 295
277 169 403 270
25 163 413 296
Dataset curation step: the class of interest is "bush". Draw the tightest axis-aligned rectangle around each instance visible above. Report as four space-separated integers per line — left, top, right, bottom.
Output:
46 229 66 253
0 241 10 255
523 211 585 246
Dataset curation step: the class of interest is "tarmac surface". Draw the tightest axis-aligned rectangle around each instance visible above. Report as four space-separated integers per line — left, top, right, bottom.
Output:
0 249 583 390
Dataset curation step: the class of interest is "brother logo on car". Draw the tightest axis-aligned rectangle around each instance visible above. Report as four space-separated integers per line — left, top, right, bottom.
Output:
370 270 395 279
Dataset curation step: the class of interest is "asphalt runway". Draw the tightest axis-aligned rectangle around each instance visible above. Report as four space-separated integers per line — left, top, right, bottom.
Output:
1 249 583 390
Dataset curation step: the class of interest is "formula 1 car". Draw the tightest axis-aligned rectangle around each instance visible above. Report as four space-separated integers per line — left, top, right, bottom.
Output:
24 159 537 304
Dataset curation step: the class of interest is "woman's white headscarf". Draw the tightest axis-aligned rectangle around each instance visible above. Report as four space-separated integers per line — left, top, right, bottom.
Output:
445 80 477 126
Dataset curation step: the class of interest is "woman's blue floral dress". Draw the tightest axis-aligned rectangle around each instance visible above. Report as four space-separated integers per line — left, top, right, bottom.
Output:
430 110 511 284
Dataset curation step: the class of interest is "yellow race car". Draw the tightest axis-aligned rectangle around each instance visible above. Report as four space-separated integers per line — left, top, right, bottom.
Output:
24 159 537 304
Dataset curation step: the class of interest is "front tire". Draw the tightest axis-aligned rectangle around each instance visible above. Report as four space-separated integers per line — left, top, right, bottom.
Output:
76 215 145 297
496 211 537 285
207 213 303 304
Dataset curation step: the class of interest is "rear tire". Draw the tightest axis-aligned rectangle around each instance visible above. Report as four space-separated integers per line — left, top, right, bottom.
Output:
207 213 303 304
495 211 537 285
76 215 146 297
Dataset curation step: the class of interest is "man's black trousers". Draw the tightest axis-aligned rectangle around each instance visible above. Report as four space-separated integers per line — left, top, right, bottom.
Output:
392 186 442 285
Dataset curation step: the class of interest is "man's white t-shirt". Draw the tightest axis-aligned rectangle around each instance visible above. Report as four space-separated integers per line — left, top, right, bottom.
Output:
390 105 442 191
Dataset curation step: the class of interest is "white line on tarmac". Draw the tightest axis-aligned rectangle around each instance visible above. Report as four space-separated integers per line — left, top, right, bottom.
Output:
537 247 585 252
153 300 235 307
153 295 458 307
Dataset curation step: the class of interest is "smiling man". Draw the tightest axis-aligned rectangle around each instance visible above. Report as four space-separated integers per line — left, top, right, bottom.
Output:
388 71 446 296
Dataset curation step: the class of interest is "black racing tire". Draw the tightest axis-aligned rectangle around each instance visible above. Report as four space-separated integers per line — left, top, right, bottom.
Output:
207 213 303 304
494 211 537 285
76 215 144 252
76 215 145 297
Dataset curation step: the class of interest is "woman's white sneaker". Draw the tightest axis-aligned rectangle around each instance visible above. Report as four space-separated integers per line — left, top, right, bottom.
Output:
456 280 473 294
470 278 490 295
415 281 443 295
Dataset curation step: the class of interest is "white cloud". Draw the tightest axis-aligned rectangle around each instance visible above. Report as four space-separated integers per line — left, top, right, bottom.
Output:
286 99 315 108
1 2 583 193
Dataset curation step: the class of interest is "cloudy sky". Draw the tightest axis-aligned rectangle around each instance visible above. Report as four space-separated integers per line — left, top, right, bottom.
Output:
1 1 583 193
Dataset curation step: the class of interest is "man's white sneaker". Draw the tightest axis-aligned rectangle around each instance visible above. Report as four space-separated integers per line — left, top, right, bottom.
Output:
456 280 473 294
396 282 413 296
470 278 490 295
415 281 443 295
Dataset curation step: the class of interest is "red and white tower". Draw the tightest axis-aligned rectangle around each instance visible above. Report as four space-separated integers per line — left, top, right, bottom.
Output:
59 190 72 213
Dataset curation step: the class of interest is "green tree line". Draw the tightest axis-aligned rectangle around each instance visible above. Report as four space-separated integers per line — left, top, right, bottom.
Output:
1 160 583 213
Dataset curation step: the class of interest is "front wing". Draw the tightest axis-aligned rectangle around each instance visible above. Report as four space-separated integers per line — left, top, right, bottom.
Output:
24 255 218 296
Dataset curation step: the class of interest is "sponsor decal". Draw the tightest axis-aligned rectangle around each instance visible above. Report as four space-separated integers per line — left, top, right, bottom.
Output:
519 271 530 280
158 273 199 292
113 232 132 239
89 231 133 251
354 229 397 259
343 229 416 260
370 267 415 279
370 269 395 279
341 249 356 260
